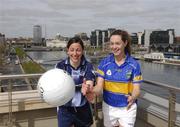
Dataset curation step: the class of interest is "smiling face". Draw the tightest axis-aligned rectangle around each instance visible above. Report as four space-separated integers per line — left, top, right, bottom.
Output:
67 42 83 67
110 35 127 57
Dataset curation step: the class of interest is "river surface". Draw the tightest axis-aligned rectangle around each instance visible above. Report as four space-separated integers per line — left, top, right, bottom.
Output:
27 51 180 101
27 51 180 86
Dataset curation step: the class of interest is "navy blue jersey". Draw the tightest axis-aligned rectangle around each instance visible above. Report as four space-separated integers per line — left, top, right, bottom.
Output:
55 56 95 107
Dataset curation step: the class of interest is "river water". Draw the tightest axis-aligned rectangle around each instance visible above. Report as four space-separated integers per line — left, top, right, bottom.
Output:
27 51 180 101
27 51 180 87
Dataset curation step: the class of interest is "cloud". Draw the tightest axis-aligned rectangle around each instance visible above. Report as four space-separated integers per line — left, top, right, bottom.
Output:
0 0 180 37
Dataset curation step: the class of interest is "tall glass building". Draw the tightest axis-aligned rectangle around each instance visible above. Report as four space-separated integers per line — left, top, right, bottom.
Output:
33 25 42 44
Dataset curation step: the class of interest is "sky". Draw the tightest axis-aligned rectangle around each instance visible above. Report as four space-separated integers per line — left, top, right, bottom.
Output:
0 0 180 38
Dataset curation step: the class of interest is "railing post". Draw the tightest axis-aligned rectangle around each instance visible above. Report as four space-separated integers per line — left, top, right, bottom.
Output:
92 96 99 127
0 73 2 92
7 79 13 127
168 90 176 127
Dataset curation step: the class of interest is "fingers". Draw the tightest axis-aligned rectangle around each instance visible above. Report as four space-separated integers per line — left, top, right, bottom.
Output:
85 92 95 103
81 81 87 95
126 95 135 110
127 101 133 110
81 83 88 96
81 79 95 103
81 79 94 96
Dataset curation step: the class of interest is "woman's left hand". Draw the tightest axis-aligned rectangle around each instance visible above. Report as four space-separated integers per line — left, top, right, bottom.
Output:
127 95 135 110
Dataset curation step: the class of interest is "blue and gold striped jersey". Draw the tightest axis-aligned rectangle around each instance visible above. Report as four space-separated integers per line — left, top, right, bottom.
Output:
97 53 143 107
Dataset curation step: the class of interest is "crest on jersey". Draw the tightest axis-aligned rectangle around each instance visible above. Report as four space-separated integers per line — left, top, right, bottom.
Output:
106 69 112 75
126 71 132 79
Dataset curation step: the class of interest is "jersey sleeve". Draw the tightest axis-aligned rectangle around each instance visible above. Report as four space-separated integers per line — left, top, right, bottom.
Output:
55 61 65 69
97 59 105 78
132 62 143 83
84 63 96 81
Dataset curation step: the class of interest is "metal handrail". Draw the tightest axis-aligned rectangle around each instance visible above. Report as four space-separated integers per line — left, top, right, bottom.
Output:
1 73 179 91
142 80 180 127
0 73 42 80
144 80 180 92
0 74 180 127
0 73 41 127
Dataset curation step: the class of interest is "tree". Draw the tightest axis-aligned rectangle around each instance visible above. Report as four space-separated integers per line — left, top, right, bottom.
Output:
0 44 6 66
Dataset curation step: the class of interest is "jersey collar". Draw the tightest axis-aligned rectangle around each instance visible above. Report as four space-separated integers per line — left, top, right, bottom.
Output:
65 55 86 67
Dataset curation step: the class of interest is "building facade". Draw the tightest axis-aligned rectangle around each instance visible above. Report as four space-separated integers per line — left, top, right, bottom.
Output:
90 28 115 48
0 33 5 45
33 25 42 44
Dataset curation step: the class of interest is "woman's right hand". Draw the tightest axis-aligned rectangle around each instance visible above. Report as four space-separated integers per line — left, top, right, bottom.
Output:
81 79 89 96
85 91 95 103
81 79 95 103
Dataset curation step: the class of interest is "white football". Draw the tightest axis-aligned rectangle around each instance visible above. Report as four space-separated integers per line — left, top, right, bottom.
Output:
37 68 75 106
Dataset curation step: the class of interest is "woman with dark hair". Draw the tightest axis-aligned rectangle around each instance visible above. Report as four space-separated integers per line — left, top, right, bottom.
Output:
83 29 143 127
55 36 95 127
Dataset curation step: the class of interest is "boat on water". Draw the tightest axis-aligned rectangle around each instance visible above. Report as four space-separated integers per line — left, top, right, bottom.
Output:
143 52 180 65
144 52 165 62
163 58 180 65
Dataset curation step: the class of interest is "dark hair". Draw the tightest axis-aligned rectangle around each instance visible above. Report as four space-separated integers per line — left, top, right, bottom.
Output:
66 36 84 50
110 29 131 55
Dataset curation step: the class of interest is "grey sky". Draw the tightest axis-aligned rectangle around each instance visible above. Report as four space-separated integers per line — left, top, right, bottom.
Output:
0 0 180 38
